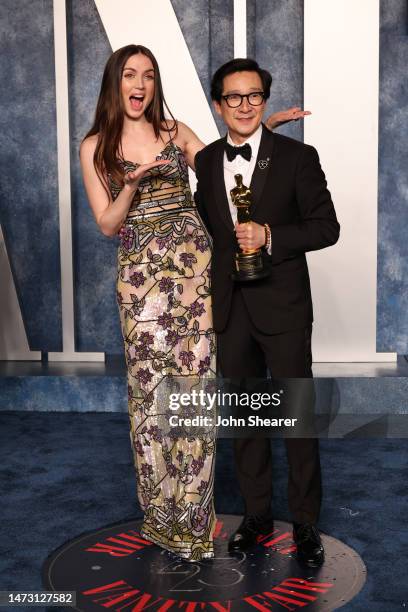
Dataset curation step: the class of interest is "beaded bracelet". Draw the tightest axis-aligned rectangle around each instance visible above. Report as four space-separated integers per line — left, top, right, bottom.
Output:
264 223 272 251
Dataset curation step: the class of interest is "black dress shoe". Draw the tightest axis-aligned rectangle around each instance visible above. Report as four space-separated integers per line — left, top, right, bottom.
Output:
228 512 275 552
293 522 325 568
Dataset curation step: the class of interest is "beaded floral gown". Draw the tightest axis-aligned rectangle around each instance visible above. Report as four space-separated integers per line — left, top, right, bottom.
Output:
112 141 216 561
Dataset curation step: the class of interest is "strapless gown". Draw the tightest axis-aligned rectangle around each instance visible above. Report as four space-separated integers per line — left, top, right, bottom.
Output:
111 141 216 561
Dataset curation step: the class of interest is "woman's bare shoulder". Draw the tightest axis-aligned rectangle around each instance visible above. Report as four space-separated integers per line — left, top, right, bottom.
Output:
161 118 178 131
169 121 199 150
80 133 98 158
176 121 195 137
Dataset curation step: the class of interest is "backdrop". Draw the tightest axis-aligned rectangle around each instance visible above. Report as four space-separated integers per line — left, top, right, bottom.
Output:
0 0 406 361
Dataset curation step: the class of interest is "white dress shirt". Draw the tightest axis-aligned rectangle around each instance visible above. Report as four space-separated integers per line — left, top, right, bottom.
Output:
223 124 271 254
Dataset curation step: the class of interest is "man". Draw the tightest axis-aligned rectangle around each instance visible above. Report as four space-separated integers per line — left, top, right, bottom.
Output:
194 58 340 568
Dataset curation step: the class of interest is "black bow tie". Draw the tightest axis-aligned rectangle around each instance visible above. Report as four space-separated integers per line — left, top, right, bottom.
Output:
225 142 252 162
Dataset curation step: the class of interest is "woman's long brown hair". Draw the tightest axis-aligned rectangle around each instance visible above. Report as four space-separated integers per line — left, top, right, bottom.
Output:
84 44 177 191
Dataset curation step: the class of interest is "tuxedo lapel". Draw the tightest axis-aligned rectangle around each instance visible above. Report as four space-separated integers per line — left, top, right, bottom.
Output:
212 136 234 232
249 124 275 215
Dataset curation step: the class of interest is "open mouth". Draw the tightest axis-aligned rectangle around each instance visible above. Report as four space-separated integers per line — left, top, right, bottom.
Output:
129 94 144 111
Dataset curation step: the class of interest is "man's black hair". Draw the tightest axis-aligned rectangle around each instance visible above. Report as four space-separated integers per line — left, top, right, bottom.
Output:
210 58 272 102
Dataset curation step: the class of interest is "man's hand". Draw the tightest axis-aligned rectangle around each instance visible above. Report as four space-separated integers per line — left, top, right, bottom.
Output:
235 221 266 251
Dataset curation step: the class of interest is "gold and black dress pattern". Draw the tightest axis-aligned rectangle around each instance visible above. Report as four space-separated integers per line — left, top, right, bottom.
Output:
111 141 216 561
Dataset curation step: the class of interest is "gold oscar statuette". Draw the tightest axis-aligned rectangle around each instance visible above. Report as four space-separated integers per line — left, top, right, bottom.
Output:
230 174 270 281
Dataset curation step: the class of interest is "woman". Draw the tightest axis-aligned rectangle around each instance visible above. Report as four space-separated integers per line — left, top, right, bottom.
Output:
80 44 309 562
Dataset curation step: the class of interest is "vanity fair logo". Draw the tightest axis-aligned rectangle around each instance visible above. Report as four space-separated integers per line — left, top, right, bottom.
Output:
42 516 366 611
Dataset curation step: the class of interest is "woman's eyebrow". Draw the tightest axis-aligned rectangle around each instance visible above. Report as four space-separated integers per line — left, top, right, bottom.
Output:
122 67 154 73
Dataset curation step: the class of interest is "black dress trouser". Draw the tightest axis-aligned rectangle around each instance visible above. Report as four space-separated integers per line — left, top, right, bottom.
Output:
217 287 322 524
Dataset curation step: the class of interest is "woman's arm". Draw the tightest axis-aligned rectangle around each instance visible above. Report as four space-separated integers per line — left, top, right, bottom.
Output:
177 122 205 171
265 107 311 131
178 107 312 171
79 136 168 237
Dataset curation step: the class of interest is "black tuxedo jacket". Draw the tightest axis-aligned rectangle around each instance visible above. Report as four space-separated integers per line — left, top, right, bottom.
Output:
194 124 340 334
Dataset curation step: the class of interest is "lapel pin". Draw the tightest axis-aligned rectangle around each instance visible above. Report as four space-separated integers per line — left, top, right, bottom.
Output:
258 157 270 170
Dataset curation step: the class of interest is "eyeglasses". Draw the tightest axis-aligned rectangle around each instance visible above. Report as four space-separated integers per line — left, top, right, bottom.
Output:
221 92 265 108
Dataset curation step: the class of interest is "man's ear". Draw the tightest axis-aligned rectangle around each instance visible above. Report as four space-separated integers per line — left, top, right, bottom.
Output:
213 100 222 117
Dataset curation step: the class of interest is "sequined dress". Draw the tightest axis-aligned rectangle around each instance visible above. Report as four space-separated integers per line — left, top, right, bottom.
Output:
111 141 216 561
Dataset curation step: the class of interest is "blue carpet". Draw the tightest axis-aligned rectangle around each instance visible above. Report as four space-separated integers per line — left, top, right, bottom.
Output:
0 411 407 611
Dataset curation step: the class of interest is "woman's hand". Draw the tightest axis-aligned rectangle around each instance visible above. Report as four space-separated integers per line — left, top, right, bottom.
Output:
123 159 170 192
80 133 173 237
116 159 171 237
265 107 311 131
